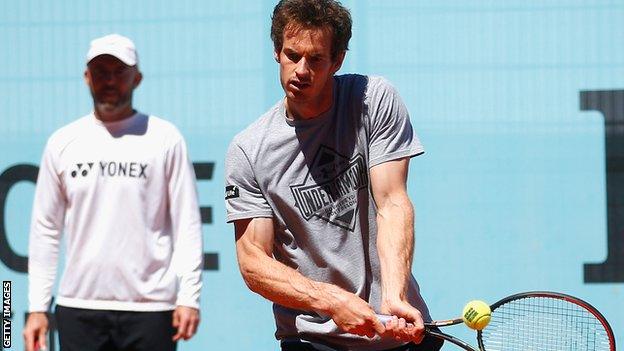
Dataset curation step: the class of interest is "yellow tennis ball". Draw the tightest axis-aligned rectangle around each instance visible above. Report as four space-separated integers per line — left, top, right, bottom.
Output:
462 300 491 330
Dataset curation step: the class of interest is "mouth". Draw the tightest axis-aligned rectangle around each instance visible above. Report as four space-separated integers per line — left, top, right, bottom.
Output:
98 90 118 100
95 91 120 107
289 80 310 91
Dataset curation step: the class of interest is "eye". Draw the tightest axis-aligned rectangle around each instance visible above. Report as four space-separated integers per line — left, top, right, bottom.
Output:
92 68 107 78
284 51 301 62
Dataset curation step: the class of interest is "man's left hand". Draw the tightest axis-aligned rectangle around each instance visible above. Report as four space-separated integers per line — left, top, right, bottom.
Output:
380 299 425 344
172 306 200 341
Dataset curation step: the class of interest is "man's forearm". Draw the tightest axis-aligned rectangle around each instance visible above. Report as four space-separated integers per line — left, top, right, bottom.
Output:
238 241 347 316
376 193 415 302
28 238 60 312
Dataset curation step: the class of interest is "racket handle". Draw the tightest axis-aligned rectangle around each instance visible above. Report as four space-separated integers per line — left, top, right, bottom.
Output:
376 314 415 328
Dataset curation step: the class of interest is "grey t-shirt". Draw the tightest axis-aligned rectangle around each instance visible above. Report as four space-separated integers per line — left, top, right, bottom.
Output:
225 74 430 350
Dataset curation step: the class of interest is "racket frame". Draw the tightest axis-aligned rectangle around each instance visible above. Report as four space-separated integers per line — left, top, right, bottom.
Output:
476 291 616 351
378 291 616 351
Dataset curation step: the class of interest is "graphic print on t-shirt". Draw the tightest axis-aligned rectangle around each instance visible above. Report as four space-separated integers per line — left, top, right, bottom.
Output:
290 145 368 231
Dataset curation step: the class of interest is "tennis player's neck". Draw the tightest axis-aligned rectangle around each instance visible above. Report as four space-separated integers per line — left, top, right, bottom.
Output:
285 89 334 120
94 106 136 123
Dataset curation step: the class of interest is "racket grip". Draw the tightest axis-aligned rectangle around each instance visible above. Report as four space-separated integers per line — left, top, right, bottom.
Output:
376 314 415 328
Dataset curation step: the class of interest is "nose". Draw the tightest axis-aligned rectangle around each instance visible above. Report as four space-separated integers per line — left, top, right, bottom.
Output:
294 57 310 79
103 72 117 85
93 70 117 86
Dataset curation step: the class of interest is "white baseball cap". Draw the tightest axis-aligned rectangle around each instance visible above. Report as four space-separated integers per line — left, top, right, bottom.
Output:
86 34 138 66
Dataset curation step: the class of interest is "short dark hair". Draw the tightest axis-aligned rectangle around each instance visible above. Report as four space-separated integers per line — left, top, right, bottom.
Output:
271 0 352 60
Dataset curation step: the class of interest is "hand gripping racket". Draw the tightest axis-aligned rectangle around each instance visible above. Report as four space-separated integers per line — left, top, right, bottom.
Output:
377 291 615 351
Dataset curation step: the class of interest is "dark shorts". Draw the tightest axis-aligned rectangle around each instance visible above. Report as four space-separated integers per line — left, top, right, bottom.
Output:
281 333 444 351
55 305 176 351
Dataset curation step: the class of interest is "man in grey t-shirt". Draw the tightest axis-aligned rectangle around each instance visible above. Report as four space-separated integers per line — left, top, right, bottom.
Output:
225 1 442 350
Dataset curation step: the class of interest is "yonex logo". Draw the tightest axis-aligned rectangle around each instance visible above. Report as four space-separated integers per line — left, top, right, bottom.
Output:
69 161 148 179
98 161 148 178
70 163 94 177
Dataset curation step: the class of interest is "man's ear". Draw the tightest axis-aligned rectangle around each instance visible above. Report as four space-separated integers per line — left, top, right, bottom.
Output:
274 50 280 63
332 51 346 74
83 69 91 87
133 70 143 88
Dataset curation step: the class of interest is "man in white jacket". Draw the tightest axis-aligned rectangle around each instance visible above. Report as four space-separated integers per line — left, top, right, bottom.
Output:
23 34 203 351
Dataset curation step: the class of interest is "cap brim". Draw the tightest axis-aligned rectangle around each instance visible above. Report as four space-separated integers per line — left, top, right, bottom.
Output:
87 50 136 66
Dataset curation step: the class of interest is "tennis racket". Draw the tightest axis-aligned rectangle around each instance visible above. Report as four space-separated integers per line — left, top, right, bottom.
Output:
377 291 615 351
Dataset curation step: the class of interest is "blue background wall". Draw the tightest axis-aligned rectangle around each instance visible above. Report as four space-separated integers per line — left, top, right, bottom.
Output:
1 1 622 350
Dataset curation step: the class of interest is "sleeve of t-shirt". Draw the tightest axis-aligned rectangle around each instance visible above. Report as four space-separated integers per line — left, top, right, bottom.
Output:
28 139 66 312
166 137 203 309
224 140 273 223
367 77 424 168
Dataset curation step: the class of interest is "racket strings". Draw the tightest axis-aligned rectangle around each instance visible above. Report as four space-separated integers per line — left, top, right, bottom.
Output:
480 297 611 351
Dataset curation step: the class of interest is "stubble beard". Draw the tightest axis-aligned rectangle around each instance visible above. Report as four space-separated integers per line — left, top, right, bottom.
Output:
93 90 133 121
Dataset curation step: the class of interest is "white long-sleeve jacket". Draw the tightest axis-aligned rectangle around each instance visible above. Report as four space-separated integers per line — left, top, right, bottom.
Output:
28 112 203 312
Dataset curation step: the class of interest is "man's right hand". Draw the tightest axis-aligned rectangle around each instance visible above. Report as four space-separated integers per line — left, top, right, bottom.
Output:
23 312 48 351
326 289 386 338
